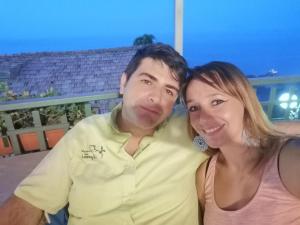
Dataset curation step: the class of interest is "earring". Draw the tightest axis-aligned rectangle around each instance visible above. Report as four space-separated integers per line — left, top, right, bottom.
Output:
193 135 208 152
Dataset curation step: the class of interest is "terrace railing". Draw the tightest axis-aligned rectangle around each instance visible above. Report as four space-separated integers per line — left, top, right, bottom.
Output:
0 75 300 155
0 92 119 155
251 75 300 121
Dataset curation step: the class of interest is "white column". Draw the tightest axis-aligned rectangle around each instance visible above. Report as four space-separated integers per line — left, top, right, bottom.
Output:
174 0 183 55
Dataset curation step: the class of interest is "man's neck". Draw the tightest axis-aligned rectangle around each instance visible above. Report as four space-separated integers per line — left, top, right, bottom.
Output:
116 111 154 138
116 111 154 156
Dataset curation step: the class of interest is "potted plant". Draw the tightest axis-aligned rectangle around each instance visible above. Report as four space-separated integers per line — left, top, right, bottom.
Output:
39 105 66 149
0 82 13 155
1 87 66 152
42 103 87 148
11 110 40 152
0 86 39 152
0 116 13 156
44 128 65 148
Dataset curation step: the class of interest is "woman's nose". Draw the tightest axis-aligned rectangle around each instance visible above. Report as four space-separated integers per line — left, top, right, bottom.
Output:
192 108 213 121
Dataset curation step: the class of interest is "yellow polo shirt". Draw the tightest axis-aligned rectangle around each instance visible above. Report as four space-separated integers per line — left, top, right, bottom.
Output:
15 106 207 225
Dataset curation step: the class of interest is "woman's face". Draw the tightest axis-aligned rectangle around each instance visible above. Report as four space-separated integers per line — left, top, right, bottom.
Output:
185 78 245 149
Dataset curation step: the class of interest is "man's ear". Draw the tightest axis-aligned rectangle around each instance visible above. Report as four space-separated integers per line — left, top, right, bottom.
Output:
119 73 128 95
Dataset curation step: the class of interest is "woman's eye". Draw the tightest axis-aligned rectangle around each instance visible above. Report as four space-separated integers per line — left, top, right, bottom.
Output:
188 105 199 112
211 99 224 106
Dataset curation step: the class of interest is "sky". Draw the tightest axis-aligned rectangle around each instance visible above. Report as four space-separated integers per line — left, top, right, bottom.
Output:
0 0 300 75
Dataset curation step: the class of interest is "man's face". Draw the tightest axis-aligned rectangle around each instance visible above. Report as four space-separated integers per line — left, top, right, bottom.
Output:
119 57 180 133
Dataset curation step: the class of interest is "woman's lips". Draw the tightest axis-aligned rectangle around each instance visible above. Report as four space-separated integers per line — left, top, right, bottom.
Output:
202 124 224 136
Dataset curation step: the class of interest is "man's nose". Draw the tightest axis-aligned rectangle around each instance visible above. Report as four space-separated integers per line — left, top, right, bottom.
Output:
148 89 162 103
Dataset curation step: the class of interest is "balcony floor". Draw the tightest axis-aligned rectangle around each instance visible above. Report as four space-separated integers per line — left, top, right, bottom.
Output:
0 151 49 205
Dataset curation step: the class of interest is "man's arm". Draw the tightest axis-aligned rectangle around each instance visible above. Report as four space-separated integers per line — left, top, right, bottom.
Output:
0 195 45 225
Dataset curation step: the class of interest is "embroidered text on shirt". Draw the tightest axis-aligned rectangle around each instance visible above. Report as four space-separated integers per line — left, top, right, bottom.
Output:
81 145 106 160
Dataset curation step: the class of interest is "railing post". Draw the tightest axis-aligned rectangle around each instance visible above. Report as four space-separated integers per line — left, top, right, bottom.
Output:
60 114 69 133
32 111 47 151
84 103 92 117
284 87 298 120
268 87 277 119
2 113 22 155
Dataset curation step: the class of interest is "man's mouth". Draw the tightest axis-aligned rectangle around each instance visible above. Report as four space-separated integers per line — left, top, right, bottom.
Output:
139 106 162 115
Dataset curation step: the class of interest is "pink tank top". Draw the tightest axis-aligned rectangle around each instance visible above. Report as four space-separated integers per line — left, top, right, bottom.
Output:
204 150 300 225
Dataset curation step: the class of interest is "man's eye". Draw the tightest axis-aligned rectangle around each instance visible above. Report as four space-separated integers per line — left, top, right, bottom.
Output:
211 99 224 106
141 79 152 85
166 89 174 96
188 105 199 112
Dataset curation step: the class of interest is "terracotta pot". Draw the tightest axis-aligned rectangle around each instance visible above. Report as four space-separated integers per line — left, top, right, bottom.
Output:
0 136 13 155
19 132 39 152
45 129 65 148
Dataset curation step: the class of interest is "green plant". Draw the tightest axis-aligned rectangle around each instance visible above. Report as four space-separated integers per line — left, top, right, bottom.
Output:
40 103 85 126
0 116 7 134
1 86 59 102
39 105 65 125
10 110 34 129
0 115 11 148
0 81 9 93
3 88 29 101
65 103 85 126
39 103 86 127
3 103 85 131
0 81 17 101
133 34 155 46
39 87 58 98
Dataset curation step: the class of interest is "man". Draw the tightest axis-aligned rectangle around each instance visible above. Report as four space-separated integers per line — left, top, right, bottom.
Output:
0 43 206 225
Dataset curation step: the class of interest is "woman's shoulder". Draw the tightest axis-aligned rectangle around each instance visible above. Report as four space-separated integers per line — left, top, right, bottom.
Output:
278 137 300 199
196 156 215 192
279 137 300 160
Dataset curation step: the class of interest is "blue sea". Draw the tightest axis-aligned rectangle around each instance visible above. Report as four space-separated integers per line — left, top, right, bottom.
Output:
185 35 300 77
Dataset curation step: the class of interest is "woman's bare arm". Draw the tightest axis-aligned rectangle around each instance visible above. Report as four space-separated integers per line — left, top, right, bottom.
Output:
279 138 300 198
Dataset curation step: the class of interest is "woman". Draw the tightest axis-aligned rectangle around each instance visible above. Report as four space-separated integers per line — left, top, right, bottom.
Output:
182 61 300 225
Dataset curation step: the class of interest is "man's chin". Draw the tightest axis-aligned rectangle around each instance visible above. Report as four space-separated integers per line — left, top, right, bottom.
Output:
136 118 162 131
136 113 160 125
138 121 159 130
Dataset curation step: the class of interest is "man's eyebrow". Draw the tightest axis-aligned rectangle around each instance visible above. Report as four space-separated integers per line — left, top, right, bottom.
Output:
166 84 179 93
139 72 158 81
139 73 179 93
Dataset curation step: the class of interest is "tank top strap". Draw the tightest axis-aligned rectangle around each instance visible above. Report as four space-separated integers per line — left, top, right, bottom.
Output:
204 153 219 204
261 149 279 179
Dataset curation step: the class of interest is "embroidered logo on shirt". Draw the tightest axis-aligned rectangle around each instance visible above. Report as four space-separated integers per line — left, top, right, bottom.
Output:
81 145 106 160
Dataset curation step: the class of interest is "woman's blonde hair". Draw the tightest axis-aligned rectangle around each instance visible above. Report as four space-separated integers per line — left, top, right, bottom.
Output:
182 61 285 154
